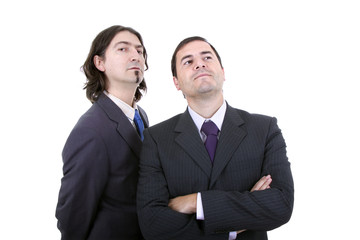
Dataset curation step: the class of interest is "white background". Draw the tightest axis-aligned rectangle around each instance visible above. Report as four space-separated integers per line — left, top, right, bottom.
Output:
0 0 359 239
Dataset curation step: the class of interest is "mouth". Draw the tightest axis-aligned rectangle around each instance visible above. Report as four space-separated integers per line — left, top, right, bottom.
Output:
128 67 142 71
194 73 211 80
128 63 144 72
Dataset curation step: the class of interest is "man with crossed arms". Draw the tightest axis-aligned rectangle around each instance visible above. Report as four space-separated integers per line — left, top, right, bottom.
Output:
137 36 294 239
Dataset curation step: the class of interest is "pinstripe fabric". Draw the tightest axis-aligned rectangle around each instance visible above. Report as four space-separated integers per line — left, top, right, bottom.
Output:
137 103 294 240
56 94 148 239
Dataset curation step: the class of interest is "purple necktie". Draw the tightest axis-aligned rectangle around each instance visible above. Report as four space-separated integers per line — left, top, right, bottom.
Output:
201 120 219 163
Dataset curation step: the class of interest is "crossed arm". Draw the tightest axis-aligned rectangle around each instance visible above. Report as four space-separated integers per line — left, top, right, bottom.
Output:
137 117 294 239
168 175 272 213
168 175 273 235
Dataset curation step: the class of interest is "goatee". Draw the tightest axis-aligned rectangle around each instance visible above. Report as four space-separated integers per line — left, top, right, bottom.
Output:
135 71 140 84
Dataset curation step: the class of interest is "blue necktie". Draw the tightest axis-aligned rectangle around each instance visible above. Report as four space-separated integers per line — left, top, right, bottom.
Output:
201 120 219 163
134 109 144 141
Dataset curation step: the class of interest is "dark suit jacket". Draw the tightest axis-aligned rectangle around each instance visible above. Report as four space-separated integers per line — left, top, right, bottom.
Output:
56 93 148 240
137 103 294 240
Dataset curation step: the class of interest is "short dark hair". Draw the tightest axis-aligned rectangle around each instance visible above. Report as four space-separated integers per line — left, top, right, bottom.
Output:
82 25 148 103
171 36 223 78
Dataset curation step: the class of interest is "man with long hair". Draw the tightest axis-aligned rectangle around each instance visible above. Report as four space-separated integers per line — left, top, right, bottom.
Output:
56 25 148 240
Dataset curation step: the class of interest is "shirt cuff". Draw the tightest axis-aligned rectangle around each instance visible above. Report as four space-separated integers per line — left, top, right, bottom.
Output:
196 192 204 220
229 231 237 240
197 193 236 239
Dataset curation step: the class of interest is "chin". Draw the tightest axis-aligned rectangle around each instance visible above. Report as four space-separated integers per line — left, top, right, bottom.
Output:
197 84 215 93
135 77 144 84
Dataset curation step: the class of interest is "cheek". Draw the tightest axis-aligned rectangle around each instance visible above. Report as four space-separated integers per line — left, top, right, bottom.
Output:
140 58 146 67
213 70 225 82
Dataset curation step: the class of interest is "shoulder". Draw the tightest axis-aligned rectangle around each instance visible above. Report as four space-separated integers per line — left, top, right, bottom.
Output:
65 103 113 146
228 104 273 121
226 104 278 131
76 103 109 129
146 113 183 135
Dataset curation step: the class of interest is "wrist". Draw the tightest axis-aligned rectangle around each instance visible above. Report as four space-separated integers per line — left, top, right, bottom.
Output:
191 193 197 213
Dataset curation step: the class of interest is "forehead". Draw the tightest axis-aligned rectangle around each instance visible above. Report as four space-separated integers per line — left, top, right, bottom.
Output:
176 40 213 60
110 30 141 46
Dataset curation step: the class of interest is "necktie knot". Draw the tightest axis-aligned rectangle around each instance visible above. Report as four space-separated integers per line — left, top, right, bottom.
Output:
201 120 219 136
134 109 144 141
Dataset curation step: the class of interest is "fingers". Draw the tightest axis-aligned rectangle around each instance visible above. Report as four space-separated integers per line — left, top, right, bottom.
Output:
168 199 174 208
251 175 272 192
168 193 197 214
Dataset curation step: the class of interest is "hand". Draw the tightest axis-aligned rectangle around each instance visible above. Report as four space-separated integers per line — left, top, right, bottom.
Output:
251 175 272 192
236 175 272 235
168 193 197 214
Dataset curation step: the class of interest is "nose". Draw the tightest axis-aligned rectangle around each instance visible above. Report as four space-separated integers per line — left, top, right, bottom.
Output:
194 59 206 70
130 48 140 62
131 55 140 62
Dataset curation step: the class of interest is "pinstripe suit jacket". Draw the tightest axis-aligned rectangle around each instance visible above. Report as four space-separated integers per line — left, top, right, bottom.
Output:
137 103 294 240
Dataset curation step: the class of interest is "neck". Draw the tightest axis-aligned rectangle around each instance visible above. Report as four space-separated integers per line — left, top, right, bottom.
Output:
187 93 224 119
106 83 137 107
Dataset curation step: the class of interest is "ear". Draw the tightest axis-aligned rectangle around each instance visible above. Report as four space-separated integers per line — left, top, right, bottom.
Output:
94 55 105 72
222 67 226 82
173 76 181 90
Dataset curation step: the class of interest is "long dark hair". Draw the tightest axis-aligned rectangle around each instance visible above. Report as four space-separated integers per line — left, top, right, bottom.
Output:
82 25 148 103
171 36 223 78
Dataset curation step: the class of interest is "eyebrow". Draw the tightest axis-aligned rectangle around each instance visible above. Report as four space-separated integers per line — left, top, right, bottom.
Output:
114 41 143 49
180 51 214 63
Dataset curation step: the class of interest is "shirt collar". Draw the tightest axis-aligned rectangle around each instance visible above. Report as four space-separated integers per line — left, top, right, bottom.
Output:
104 91 137 121
188 100 227 133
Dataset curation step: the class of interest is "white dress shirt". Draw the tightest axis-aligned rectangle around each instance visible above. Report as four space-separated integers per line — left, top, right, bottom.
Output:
104 91 138 130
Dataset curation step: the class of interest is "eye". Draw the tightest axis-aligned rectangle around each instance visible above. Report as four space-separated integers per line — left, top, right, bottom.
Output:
137 50 143 54
184 60 192 65
204 56 212 60
118 48 127 52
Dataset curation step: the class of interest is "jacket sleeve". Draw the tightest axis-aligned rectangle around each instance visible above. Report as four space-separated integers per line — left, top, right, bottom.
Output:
201 117 294 234
137 129 227 240
55 126 109 240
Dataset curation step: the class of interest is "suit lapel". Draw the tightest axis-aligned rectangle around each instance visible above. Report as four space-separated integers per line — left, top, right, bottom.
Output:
174 110 213 178
209 104 247 188
96 94 142 158
138 106 149 128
